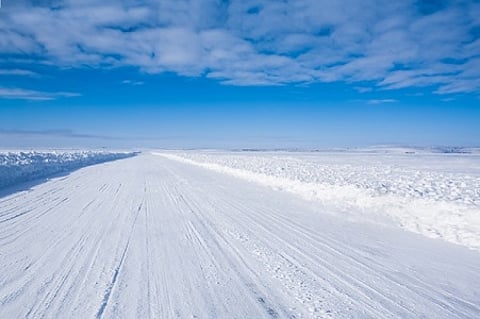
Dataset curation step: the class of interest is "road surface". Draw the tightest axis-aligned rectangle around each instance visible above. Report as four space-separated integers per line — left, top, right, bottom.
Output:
1 153 479 318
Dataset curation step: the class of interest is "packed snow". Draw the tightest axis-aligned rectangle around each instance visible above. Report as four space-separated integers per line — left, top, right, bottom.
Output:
156 151 480 250
1 153 479 319
0 151 137 190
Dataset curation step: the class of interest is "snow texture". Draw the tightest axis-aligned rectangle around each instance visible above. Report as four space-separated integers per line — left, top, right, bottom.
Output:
1 153 479 318
156 151 480 250
0 151 136 190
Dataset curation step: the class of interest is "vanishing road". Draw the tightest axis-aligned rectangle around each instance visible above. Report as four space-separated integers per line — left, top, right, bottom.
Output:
1 153 479 318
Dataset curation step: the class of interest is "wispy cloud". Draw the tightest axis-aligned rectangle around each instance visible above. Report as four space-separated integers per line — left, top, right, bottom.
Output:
1 0 479 93
441 97 455 102
367 99 398 105
0 69 38 76
354 87 373 93
122 80 144 86
0 88 80 100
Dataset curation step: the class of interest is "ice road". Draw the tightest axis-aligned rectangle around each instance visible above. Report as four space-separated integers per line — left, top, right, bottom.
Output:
1 153 479 318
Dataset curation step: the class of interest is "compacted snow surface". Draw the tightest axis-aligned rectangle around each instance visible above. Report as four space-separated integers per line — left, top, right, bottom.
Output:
0 151 479 318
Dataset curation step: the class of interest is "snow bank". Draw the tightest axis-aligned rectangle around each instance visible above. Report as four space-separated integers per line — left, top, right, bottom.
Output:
0 151 137 190
155 151 480 250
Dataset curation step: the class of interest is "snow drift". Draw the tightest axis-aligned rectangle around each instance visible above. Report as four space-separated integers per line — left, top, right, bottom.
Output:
0 151 137 190
155 151 480 250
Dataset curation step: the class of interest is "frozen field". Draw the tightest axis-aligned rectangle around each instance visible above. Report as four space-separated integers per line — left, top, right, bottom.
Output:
0 151 479 318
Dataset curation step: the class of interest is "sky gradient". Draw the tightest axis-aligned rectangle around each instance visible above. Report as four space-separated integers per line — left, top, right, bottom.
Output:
0 0 479 149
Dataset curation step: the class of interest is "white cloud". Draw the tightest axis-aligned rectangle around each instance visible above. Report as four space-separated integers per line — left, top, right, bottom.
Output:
0 0 479 93
367 99 398 105
122 80 144 86
354 86 373 93
0 69 37 76
0 88 80 100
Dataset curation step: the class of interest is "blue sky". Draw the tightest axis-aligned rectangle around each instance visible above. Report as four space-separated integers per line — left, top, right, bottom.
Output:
0 0 479 149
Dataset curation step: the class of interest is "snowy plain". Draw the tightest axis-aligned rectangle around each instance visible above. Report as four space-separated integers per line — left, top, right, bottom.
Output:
157 150 480 250
0 150 479 318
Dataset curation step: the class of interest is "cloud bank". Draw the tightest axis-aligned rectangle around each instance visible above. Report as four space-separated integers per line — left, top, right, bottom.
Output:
1 0 479 93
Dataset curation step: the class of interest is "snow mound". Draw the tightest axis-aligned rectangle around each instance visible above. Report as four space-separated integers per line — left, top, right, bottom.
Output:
155 151 480 250
0 151 137 190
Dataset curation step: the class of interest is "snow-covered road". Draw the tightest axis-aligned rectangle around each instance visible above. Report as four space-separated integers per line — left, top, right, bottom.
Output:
1 153 479 318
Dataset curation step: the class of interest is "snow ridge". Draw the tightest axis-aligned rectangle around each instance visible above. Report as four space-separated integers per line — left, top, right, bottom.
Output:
155 151 480 250
0 151 137 190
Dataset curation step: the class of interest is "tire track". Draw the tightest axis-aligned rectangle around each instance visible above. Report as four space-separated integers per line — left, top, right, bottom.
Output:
96 201 143 319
